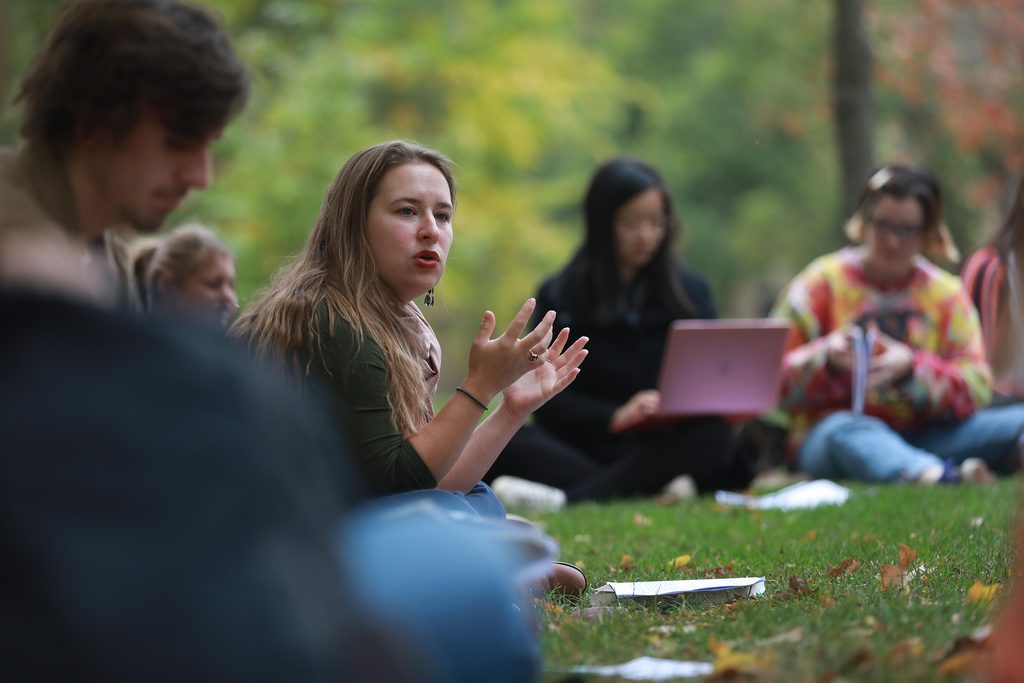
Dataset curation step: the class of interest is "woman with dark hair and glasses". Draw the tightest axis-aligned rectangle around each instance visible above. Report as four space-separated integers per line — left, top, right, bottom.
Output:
488 157 749 510
772 163 1024 484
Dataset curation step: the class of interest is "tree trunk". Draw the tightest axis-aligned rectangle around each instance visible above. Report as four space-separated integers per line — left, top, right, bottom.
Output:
832 0 875 220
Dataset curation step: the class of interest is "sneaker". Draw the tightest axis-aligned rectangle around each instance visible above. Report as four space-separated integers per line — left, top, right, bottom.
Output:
959 457 996 485
491 476 566 513
542 561 588 597
661 474 697 501
919 458 996 485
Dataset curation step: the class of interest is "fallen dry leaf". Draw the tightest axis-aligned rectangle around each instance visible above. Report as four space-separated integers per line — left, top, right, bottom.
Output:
886 637 925 665
898 543 917 569
803 529 818 541
620 554 634 571
789 575 814 596
966 580 1000 605
937 651 976 677
632 512 652 527
708 637 773 679
842 649 873 672
702 563 734 578
944 624 993 656
880 563 905 589
827 557 861 578
667 554 693 571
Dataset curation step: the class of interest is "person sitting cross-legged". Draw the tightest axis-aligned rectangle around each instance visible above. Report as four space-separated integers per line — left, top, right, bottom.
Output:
772 163 1024 484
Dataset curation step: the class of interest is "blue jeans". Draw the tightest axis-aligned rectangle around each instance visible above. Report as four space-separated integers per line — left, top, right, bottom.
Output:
374 481 507 519
797 406 1024 482
339 483 540 683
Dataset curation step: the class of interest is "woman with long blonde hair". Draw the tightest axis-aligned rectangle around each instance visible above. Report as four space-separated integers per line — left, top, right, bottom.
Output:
232 140 588 534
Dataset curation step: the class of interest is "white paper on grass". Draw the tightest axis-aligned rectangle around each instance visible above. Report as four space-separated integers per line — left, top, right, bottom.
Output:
714 479 850 511
564 656 714 680
592 577 765 606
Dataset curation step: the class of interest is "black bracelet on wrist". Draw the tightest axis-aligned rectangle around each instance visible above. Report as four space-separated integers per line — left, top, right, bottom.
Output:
455 386 489 411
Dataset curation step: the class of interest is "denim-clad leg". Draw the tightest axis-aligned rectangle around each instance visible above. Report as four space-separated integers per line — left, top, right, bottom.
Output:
341 507 541 683
902 404 1024 475
373 481 507 519
797 411 942 482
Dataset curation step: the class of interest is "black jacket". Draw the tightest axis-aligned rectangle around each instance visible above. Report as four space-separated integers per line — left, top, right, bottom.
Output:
0 290 416 682
533 262 717 446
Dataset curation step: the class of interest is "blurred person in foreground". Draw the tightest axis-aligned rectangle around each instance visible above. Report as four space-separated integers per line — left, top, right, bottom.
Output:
1 2 543 681
485 157 749 512
132 222 239 328
772 164 1024 484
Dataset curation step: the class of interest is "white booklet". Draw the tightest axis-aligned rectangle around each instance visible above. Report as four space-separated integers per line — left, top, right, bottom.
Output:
592 577 765 606
851 325 875 413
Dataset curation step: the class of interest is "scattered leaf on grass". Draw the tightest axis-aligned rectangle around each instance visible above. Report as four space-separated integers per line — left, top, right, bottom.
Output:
937 651 976 677
572 534 591 544
943 624 993 656
633 512 652 527
966 580 1000 605
708 637 773 679
879 544 923 590
620 554 634 571
886 637 924 665
842 649 873 672
702 563 734 578
935 624 993 676
789 575 814 596
822 597 835 608
827 557 861 578
970 516 985 529
667 554 693 571
899 543 917 569
880 563 905 590
803 529 818 541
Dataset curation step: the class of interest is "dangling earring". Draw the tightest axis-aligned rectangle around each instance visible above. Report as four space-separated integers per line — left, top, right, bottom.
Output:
424 288 435 307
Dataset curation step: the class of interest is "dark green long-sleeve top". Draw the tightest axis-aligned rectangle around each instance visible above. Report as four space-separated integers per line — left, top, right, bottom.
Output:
311 315 437 496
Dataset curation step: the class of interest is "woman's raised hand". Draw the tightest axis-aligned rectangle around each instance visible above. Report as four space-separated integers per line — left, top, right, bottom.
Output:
502 325 589 419
461 298 559 403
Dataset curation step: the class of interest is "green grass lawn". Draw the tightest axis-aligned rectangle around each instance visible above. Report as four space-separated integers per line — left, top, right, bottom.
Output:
530 479 1022 682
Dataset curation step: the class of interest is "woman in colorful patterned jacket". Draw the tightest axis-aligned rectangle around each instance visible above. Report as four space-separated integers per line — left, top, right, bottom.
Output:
772 164 1024 484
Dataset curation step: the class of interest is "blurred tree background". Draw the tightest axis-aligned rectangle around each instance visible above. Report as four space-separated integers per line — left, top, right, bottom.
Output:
3 0 1023 390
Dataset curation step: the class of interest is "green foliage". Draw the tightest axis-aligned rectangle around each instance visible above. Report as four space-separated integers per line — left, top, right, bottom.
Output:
538 480 1019 682
3 0 1015 388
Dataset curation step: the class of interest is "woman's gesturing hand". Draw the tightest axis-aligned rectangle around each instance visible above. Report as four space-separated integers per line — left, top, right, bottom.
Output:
461 298 560 403
502 326 589 419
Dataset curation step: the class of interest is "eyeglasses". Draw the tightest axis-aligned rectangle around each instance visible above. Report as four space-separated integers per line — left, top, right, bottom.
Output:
616 216 671 235
868 217 923 241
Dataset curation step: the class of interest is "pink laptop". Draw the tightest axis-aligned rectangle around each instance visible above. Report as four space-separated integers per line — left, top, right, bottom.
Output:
619 319 790 431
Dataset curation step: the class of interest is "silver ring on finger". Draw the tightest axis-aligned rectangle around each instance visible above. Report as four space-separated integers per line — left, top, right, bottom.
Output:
529 351 540 362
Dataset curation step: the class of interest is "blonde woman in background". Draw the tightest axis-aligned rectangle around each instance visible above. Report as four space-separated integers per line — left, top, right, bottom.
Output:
132 223 238 328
